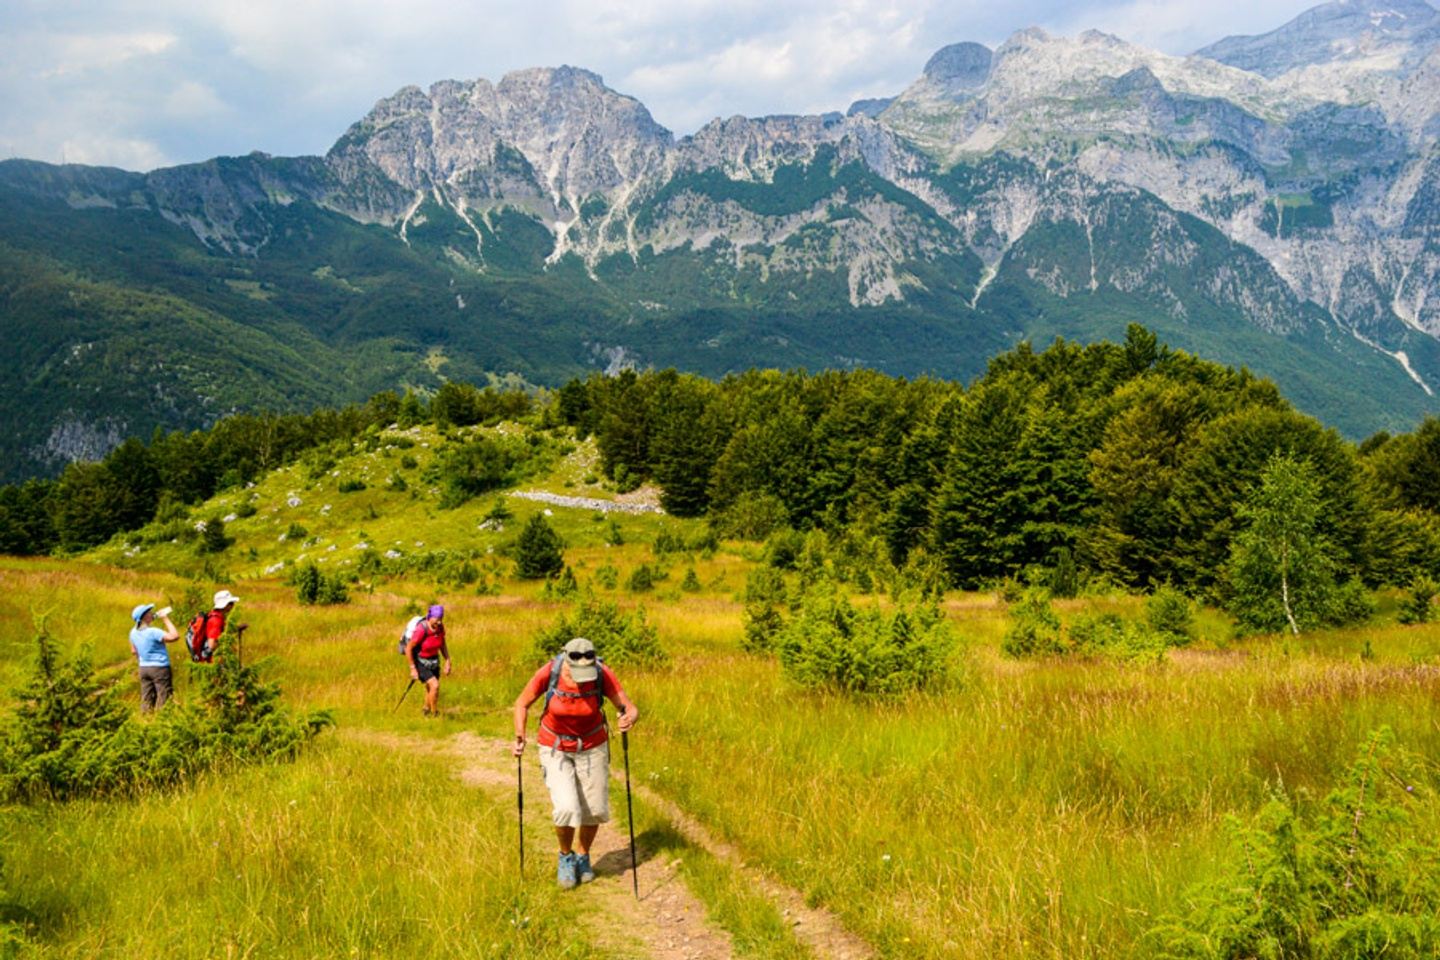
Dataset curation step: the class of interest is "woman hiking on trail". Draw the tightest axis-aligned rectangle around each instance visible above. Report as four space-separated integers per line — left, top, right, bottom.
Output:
405 604 452 717
512 637 639 889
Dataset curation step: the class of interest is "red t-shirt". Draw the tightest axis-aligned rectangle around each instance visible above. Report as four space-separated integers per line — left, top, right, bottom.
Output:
205 609 229 642
524 662 623 750
408 621 446 659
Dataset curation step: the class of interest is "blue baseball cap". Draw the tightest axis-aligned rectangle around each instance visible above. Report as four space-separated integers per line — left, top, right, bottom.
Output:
131 603 156 624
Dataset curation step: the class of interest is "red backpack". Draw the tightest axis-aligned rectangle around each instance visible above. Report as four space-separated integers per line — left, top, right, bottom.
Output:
185 611 215 663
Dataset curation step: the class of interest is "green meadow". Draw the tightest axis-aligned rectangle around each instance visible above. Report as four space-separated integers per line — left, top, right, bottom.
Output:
3 506 1438 958
3 392 1440 959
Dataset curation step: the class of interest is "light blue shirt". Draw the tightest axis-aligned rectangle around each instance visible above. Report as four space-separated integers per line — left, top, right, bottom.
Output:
130 626 170 667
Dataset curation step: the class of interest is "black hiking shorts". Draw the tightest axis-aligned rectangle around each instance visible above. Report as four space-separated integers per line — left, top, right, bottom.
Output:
415 656 441 684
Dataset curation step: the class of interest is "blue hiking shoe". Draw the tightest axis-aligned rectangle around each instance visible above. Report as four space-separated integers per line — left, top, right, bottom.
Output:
557 852 579 889
576 852 596 884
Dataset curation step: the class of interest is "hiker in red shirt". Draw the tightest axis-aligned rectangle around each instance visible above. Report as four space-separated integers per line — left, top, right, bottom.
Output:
405 604 452 717
200 589 247 662
512 637 638 889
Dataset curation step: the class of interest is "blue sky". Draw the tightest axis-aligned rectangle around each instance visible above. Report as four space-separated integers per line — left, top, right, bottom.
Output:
0 0 1330 171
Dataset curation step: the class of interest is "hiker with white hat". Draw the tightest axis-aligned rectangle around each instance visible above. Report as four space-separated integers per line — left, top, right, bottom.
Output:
129 602 180 711
196 589 247 663
512 637 639 889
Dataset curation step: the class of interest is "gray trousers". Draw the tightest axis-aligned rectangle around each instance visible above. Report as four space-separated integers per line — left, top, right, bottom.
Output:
138 665 173 711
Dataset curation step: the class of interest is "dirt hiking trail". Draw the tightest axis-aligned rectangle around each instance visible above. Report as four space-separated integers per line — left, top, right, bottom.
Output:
346 729 875 960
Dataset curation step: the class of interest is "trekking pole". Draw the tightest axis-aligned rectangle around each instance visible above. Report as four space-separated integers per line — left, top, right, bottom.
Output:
517 752 525 876
391 678 416 713
622 726 638 899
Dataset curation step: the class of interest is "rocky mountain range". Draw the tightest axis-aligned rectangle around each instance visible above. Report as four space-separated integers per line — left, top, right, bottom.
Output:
3 0 1439 479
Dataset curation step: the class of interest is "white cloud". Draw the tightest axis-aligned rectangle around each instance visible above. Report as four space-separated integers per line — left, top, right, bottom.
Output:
162 80 227 120
40 30 177 78
59 134 169 169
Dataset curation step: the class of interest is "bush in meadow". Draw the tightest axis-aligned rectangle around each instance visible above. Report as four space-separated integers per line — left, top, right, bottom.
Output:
197 515 231 554
680 568 702 593
0 626 330 803
742 566 788 653
1398 575 1438 625
1067 612 1168 664
541 566 579 599
1148 727 1440 959
1145 584 1196 646
1001 587 1064 657
514 514 565 580
528 594 667 667
653 527 686 555
627 564 657 593
293 561 349 605
776 584 955 695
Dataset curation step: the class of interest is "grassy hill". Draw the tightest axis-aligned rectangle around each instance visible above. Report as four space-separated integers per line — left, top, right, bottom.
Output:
2 416 1439 958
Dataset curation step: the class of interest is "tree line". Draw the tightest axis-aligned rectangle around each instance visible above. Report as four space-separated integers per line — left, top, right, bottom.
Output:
3 325 1439 598
558 325 1440 595
0 382 532 555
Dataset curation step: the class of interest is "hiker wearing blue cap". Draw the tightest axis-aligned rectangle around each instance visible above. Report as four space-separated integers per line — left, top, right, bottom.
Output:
129 602 180 711
404 604 452 717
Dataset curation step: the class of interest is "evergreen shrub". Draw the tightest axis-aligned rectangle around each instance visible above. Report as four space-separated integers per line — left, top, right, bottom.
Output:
514 514 565 579
541 566 579 599
627 564 657 593
653 527 686 555
776 585 955 695
197 516 231 554
1068 613 1168 664
1146 585 1196 646
1002 588 1064 657
293 562 349 605
528 595 667 667
1398 575 1438 625
0 627 330 803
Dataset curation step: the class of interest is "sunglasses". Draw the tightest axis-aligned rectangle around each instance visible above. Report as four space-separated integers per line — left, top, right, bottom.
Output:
567 650 596 662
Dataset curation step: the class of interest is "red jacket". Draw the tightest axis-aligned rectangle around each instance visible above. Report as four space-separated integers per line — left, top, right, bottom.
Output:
523 663 623 751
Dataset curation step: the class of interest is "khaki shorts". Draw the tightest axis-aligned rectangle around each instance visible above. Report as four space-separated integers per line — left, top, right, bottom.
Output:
539 741 610 828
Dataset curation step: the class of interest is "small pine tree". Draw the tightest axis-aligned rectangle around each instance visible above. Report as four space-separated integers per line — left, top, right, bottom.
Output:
627 564 656 593
1145 584 1195 646
680 568 702 592
1398 575 1438 625
1001 588 1063 657
294 562 322 604
605 518 624 546
514 514 565 580
542 566 580 599
743 601 785 653
198 515 230 554
1049 547 1079 598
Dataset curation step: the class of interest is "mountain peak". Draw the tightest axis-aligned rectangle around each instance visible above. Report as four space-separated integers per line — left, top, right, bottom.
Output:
921 42 994 92
1196 0 1440 77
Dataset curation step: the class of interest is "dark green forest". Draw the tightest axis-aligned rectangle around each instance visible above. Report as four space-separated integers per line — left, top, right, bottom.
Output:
4 326 1440 602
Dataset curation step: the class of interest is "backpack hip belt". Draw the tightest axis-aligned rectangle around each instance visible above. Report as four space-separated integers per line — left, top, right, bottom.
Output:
540 720 608 752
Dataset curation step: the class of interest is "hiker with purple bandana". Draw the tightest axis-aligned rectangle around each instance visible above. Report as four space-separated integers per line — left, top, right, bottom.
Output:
404 604 452 717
